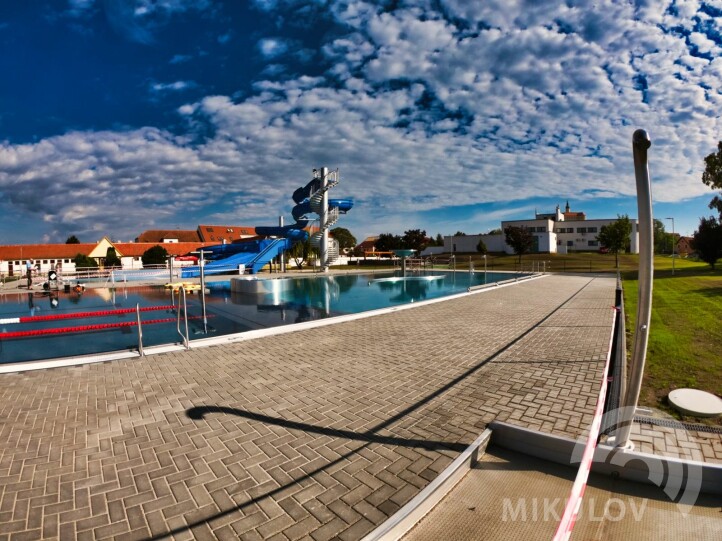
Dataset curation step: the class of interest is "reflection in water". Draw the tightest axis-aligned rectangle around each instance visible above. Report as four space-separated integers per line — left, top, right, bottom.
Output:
374 276 444 302
1 271 518 364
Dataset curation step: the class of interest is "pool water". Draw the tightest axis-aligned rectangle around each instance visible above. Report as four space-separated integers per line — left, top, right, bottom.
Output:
0 271 520 364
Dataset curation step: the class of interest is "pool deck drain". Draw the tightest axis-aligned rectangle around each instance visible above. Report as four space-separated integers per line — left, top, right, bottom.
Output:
0 274 719 540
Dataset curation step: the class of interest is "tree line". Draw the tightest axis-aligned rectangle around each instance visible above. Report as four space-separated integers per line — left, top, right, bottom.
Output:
696 142 722 269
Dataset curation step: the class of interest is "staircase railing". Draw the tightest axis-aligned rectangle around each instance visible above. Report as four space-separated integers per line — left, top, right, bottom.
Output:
176 287 190 349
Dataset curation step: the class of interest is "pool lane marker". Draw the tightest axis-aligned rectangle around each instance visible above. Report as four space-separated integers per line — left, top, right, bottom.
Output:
0 304 176 325
0 315 208 339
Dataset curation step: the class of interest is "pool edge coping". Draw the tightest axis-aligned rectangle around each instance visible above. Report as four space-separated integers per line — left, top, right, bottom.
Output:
0 273 545 374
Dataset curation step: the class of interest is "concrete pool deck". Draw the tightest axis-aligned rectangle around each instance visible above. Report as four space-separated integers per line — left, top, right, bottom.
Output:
0 274 719 540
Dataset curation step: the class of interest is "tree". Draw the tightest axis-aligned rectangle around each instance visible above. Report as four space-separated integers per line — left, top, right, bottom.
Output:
142 245 169 266
374 233 403 253
488 228 502 235
702 141 722 216
476 239 488 255
72 253 97 269
330 227 356 251
597 215 632 268
692 216 722 269
653 219 668 254
66 235 80 244
402 229 427 252
453 231 467 237
288 237 316 269
504 226 533 264
104 247 121 268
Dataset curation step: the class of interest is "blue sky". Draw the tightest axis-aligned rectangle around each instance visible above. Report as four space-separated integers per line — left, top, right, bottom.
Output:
1 0 721 245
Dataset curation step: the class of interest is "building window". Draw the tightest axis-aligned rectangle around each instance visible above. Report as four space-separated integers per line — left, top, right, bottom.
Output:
577 227 587 234
567 241 574 246
588 240 598 247
587 227 597 233
537 226 546 232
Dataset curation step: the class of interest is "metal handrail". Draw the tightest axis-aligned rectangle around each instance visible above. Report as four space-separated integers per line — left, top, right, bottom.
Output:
176 287 190 349
136 303 144 356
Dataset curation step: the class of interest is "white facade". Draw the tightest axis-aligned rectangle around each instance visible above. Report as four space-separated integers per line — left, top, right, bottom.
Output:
440 205 639 255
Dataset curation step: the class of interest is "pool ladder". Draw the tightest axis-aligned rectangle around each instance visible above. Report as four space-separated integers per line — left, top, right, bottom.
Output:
176 287 190 349
135 288 190 356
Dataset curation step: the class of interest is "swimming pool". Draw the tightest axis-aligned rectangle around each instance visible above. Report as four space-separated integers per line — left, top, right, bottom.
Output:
0 271 522 364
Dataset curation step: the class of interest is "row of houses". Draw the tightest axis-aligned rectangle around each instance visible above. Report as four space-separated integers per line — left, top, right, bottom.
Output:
0 223 259 278
0 237 215 278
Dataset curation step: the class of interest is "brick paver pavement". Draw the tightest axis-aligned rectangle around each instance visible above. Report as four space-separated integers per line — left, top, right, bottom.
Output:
0 275 617 540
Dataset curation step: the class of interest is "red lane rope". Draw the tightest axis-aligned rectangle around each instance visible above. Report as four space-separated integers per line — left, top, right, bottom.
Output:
0 315 207 340
15 305 176 324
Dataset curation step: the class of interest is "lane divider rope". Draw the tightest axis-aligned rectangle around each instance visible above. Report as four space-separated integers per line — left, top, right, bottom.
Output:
0 305 176 325
0 315 207 340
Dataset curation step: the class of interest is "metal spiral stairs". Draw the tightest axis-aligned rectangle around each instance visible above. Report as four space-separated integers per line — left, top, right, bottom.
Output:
309 173 341 266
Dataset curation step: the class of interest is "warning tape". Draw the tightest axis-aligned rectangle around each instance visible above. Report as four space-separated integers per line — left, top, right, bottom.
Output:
0 315 207 340
0 305 176 325
552 307 617 541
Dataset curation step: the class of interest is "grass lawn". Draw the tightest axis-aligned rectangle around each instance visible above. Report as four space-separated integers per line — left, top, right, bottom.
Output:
622 259 722 423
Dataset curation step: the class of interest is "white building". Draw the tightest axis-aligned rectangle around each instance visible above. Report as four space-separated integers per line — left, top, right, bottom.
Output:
443 202 639 254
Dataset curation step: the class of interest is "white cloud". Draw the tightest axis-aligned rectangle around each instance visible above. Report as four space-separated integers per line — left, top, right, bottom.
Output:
150 80 196 93
257 37 291 58
3 0 722 242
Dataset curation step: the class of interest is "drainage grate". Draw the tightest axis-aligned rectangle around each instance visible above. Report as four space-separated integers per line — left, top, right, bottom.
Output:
634 415 722 434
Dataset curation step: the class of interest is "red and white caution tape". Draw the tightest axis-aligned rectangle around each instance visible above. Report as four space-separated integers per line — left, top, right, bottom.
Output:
552 307 617 541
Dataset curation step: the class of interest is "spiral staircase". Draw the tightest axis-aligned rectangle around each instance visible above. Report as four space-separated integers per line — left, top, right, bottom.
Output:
308 172 341 267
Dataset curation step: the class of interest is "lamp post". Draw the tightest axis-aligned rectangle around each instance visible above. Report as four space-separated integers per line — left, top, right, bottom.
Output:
665 217 675 275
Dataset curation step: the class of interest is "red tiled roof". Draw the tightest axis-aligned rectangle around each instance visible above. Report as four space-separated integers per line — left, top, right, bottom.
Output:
563 212 586 221
197 224 257 243
136 230 200 242
0 244 97 261
0 242 213 261
114 242 213 257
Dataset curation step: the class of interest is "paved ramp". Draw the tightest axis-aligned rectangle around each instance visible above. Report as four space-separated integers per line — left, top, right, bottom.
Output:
404 446 722 541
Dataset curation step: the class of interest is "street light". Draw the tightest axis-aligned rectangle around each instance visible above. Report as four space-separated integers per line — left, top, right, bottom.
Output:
666 217 675 275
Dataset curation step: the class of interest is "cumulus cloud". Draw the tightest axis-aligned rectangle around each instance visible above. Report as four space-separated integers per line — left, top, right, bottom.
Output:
3 0 721 241
102 0 212 44
149 80 196 93
257 37 291 58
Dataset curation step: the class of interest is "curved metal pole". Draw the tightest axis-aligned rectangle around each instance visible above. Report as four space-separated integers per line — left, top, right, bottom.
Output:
616 129 654 448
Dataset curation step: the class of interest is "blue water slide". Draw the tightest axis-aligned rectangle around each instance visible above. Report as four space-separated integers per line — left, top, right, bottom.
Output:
292 178 320 204
181 251 258 278
330 199 353 213
247 238 291 274
289 198 353 222
181 238 292 277
255 221 310 239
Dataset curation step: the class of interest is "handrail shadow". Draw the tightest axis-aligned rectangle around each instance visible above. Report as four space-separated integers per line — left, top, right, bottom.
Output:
145 281 587 540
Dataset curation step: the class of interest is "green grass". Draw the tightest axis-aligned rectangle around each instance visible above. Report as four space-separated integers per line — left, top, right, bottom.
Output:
421 250 709 274
622 260 722 423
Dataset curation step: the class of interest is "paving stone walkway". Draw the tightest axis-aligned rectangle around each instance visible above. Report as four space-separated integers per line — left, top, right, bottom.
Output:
1 275 618 540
